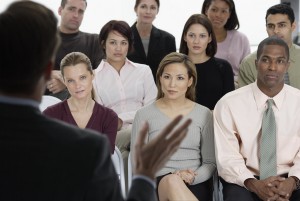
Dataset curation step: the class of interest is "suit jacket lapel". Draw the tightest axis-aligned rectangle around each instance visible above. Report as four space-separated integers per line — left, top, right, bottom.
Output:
131 23 147 60
148 26 160 60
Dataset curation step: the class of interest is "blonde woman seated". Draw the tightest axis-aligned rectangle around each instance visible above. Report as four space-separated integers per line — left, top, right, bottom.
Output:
43 52 118 153
131 52 216 201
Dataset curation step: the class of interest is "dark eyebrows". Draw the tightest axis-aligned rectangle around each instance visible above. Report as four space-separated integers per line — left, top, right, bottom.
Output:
267 21 288 26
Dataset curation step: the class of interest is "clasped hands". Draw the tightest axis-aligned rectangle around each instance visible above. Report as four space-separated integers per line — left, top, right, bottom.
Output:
245 176 296 201
47 70 66 94
173 169 197 185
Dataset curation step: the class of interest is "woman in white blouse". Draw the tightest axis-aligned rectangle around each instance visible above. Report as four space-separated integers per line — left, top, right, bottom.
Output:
93 20 157 163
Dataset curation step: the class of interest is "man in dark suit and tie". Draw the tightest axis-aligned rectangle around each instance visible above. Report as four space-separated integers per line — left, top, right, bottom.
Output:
0 1 190 201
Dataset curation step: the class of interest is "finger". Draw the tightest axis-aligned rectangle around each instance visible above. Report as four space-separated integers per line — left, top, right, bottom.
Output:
270 176 285 182
160 129 188 161
145 118 191 171
188 169 196 175
277 191 289 198
153 118 191 163
267 194 279 201
155 115 183 141
165 121 190 150
276 197 289 201
153 127 189 168
134 121 148 170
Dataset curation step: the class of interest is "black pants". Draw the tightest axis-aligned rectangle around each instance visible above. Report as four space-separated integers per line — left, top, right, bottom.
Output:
221 177 300 201
157 173 213 201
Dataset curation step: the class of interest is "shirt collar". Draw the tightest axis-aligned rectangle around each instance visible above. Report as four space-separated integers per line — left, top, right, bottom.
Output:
252 81 286 111
94 58 137 73
0 95 39 109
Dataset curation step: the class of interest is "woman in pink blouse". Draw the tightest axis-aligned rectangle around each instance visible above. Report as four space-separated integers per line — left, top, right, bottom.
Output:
93 20 157 163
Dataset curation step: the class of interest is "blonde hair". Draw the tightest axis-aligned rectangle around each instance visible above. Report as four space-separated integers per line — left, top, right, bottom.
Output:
60 52 95 99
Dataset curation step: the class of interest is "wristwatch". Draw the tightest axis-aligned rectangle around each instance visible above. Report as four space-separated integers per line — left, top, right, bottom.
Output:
291 176 300 190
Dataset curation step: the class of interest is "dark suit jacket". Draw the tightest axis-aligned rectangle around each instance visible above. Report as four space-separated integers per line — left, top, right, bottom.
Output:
127 23 176 81
0 102 157 201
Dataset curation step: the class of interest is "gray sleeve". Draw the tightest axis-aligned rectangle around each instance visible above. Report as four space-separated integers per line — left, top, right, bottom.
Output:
193 111 216 184
130 110 142 168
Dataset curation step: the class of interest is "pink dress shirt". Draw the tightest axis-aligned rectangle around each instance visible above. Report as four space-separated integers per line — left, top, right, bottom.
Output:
93 59 157 128
214 82 300 187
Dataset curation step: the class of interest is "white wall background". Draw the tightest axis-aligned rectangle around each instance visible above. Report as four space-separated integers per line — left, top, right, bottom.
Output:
0 0 280 51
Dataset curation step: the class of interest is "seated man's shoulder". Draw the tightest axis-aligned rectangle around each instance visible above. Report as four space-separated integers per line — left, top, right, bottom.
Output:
240 51 257 67
286 84 300 97
294 43 300 50
78 31 99 42
293 44 300 57
220 84 253 104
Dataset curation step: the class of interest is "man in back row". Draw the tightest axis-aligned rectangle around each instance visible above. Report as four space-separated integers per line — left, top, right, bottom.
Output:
46 0 103 100
238 3 300 89
0 1 190 201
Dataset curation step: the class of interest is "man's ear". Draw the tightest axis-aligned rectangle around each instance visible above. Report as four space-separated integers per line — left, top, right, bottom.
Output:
255 59 258 70
291 21 297 32
58 6 62 16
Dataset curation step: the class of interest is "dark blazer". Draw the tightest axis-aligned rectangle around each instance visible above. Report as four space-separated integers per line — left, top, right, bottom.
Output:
0 102 157 201
127 23 176 81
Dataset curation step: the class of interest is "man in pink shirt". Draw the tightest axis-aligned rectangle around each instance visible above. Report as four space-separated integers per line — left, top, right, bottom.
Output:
214 36 300 201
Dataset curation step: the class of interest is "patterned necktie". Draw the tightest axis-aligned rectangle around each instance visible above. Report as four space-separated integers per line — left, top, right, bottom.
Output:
260 99 277 180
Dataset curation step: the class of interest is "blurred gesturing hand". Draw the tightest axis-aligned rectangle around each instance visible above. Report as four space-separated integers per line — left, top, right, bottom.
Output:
134 115 192 180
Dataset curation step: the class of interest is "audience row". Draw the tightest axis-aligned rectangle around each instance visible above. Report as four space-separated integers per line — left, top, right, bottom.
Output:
1 0 300 200
43 0 300 200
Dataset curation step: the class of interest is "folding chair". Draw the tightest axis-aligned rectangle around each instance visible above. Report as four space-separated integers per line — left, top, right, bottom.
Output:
213 170 223 201
127 152 133 190
39 95 61 111
111 146 126 198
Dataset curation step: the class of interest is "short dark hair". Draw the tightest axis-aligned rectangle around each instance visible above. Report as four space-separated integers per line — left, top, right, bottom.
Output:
265 4 295 25
99 20 134 55
61 0 87 8
257 36 289 61
134 0 160 10
0 1 60 94
156 52 197 101
201 0 240 30
179 14 217 57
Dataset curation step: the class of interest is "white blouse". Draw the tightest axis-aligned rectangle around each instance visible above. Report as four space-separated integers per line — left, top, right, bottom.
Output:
93 58 157 128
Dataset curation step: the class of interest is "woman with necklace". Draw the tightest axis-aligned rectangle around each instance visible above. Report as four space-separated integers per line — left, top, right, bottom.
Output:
43 52 118 153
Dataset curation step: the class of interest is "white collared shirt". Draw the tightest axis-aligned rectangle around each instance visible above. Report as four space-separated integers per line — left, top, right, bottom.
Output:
93 59 157 128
